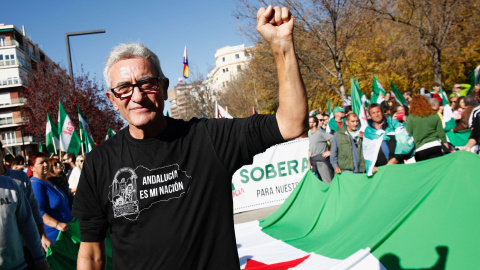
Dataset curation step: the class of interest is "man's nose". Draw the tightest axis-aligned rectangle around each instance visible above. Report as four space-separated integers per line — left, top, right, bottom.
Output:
130 85 145 102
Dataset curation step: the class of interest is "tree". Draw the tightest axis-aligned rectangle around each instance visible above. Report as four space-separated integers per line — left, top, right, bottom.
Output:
356 0 478 84
21 62 124 145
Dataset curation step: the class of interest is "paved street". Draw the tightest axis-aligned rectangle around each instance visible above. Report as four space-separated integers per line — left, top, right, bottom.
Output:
234 205 281 224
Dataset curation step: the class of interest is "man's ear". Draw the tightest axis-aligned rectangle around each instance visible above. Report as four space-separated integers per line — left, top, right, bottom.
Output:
106 92 119 111
162 78 169 101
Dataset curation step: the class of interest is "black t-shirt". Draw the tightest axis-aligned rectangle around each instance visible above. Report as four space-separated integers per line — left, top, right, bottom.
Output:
72 114 285 269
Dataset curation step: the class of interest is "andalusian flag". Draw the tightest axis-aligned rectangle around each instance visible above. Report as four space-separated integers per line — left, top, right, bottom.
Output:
236 152 480 269
362 128 385 176
183 46 189 79
78 108 95 153
350 77 368 131
215 101 233 118
105 128 116 141
45 113 59 154
38 141 44 153
58 101 81 154
468 65 480 92
371 75 386 104
390 81 405 105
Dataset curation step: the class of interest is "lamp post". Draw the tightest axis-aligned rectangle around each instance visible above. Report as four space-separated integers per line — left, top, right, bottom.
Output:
65 29 105 79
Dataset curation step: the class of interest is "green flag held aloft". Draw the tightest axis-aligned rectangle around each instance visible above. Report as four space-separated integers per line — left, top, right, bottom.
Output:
390 81 405 105
58 101 81 154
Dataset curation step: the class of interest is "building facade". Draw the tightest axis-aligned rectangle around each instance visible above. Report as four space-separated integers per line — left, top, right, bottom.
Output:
207 44 253 93
168 83 193 120
0 24 53 157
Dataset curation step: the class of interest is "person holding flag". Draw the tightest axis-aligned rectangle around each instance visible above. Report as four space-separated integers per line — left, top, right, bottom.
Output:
328 106 345 134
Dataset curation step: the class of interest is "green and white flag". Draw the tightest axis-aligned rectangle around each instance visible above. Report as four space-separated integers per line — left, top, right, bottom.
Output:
236 151 480 269
78 108 95 153
390 81 405 105
38 141 44 153
351 77 368 131
105 128 116 141
362 127 385 176
441 92 456 131
325 100 334 134
45 113 59 155
58 101 81 154
468 64 480 92
371 75 386 104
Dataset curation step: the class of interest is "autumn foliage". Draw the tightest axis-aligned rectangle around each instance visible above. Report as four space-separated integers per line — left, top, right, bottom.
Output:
21 63 124 144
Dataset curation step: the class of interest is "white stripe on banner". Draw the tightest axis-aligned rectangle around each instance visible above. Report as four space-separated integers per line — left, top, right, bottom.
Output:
235 221 385 269
232 139 309 213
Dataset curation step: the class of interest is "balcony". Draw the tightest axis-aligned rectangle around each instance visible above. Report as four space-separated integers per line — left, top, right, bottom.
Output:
2 136 34 146
0 97 26 109
0 117 27 128
0 77 23 88
0 59 31 71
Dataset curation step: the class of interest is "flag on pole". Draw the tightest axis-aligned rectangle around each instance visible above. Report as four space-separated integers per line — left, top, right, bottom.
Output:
371 75 386 104
105 128 116 141
390 81 405 105
183 46 189 79
38 141 44 153
350 77 368 131
58 101 81 154
215 101 233 118
45 113 59 155
325 100 333 134
78 108 95 153
468 65 480 93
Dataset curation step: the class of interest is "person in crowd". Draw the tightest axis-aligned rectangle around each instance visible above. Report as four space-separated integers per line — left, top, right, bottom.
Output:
430 82 443 105
387 97 399 108
449 83 471 98
4 154 13 169
452 97 466 121
328 106 345 133
72 5 307 270
461 101 480 152
406 95 448 162
48 158 73 208
0 175 49 270
330 113 365 174
308 116 334 183
11 156 25 171
473 84 480 105
403 91 413 107
315 113 326 131
30 152 72 245
450 96 459 108
391 103 409 125
453 95 476 132
430 98 442 119
385 92 391 101
62 153 77 178
344 105 352 115
0 141 52 254
322 113 329 130
68 155 84 195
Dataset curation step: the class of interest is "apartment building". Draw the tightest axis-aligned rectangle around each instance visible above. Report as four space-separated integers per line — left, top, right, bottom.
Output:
0 24 53 156
207 44 253 93
167 83 193 120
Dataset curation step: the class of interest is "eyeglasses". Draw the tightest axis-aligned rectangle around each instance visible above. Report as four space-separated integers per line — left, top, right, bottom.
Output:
78 160 84 163
318 119 325 122
110 77 161 98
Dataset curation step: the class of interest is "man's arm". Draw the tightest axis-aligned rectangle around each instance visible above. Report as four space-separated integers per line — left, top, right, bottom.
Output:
77 241 106 270
330 134 340 173
257 6 307 140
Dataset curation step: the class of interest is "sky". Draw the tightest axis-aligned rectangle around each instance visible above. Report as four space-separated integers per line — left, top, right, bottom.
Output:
0 0 255 114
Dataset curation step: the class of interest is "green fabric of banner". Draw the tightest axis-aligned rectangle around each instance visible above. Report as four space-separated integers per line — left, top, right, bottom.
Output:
260 151 480 269
446 129 471 147
46 218 113 270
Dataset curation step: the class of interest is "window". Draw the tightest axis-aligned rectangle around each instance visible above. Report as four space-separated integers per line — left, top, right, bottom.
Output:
222 57 225 62
235 54 240 59
1 131 16 145
226 68 229 72
222 68 226 73
0 36 5 47
237 65 241 71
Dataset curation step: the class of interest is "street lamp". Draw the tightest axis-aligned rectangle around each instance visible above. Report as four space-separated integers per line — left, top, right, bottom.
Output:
65 29 105 79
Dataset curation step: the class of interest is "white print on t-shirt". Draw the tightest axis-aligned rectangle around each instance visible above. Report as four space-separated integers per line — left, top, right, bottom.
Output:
108 164 192 221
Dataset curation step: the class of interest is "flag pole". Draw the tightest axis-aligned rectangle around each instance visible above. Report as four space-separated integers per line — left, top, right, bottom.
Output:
79 128 85 156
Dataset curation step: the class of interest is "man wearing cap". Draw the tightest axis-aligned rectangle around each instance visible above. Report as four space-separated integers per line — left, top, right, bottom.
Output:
327 106 345 134
330 113 365 174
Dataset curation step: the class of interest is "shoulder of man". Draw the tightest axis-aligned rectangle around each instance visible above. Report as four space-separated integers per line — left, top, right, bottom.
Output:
4 169 29 187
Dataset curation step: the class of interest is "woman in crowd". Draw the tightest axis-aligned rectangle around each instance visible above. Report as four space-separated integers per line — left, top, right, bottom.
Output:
452 97 466 122
406 96 449 162
30 152 72 244
391 104 409 125
47 158 73 208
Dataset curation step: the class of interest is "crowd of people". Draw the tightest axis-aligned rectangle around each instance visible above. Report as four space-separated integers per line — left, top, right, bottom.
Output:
308 83 480 181
0 147 85 269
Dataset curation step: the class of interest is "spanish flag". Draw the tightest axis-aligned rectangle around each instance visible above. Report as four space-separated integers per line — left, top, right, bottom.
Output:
183 46 189 79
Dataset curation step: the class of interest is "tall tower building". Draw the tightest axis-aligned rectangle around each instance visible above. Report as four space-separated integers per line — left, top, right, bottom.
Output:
0 24 54 156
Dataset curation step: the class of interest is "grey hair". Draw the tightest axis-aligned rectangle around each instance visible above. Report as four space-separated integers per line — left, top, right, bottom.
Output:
429 98 440 106
103 42 166 89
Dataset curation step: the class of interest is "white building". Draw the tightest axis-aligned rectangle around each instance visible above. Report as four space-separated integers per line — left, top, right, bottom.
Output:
207 44 253 93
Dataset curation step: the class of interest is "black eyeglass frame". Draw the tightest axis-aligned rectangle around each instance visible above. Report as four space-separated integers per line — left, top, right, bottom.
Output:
110 77 162 98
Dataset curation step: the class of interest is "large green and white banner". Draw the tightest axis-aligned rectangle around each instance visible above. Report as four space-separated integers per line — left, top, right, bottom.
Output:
232 139 309 214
